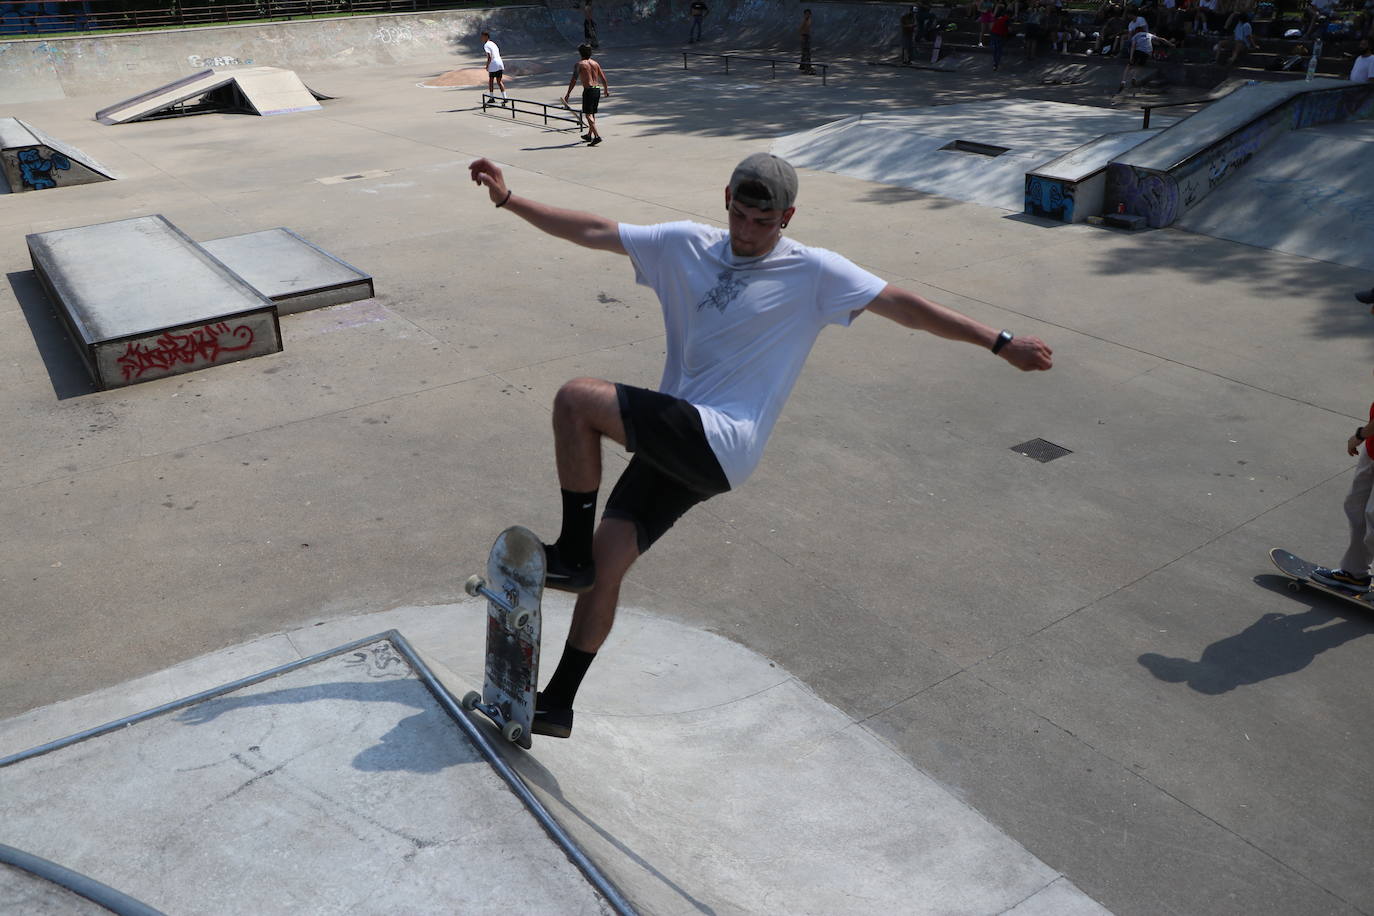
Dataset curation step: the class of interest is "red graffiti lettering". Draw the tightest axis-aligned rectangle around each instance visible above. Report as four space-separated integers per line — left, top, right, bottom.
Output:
118 321 256 380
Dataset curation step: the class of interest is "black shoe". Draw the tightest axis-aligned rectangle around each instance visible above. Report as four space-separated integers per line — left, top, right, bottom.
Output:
533 692 574 738
581 132 593 141
543 542 595 593
1357 288 1374 305
1313 566 1372 592
588 136 603 146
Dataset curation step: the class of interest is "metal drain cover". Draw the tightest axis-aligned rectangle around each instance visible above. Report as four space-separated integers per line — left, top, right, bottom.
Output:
1011 438 1072 462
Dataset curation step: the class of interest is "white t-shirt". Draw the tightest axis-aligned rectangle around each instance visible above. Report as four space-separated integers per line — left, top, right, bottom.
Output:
1352 53 1374 82
484 40 504 72
1129 14 1148 32
619 221 887 487
1132 29 1155 52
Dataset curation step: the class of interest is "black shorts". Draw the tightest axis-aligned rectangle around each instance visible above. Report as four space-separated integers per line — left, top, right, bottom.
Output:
581 86 601 114
1130 48 1150 65
489 69 504 79
604 384 731 553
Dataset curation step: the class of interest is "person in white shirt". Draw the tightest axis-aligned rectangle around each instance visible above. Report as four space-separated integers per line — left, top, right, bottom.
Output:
1194 0 1221 33
481 31 507 101
466 152 1054 737
1222 13 1259 65
1351 39 1374 81
1116 25 1171 92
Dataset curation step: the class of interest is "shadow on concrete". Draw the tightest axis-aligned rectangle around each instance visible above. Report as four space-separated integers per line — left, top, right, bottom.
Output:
1080 231 1374 343
510 751 719 916
6 270 97 401
175 678 485 774
1138 575 1373 694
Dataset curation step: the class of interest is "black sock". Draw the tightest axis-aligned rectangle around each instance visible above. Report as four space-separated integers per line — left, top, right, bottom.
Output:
556 488 598 567
542 643 597 709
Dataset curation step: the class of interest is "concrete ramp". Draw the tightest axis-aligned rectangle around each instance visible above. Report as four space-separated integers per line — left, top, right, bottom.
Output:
95 67 327 125
1172 119 1374 272
0 600 1113 915
1105 78 1374 228
0 117 115 193
774 101 1174 212
0 633 629 915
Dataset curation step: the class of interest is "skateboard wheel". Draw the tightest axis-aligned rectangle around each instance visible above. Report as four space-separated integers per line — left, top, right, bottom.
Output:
1287 580 1303 592
510 609 532 630
461 690 482 711
502 720 524 743
465 574 486 597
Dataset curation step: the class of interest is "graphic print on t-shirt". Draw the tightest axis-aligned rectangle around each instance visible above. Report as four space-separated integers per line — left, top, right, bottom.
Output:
696 269 749 314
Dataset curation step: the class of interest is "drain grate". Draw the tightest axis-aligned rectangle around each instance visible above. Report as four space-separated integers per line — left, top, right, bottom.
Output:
939 140 1010 157
1011 438 1072 463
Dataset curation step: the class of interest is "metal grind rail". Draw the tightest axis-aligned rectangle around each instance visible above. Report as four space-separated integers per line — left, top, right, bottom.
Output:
480 93 585 130
682 50 829 85
0 630 638 916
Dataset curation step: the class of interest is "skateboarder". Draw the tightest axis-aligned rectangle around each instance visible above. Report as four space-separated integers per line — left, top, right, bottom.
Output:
562 44 610 146
467 152 1054 737
482 31 508 102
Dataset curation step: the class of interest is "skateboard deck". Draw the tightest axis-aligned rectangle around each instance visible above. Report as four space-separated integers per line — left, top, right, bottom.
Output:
462 526 545 748
1269 548 1374 609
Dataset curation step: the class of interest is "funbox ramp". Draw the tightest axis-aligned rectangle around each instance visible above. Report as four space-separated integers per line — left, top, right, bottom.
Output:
0 117 115 193
95 66 330 125
0 632 635 915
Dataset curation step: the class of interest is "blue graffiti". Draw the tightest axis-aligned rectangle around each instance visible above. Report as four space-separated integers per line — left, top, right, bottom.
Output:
1253 176 1374 237
16 146 70 189
1024 175 1075 222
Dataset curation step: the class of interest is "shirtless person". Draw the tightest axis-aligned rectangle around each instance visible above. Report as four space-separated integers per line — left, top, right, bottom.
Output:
563 44 611 146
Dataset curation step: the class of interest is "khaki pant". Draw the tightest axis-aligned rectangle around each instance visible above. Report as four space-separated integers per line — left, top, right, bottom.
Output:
1339 449 1374 574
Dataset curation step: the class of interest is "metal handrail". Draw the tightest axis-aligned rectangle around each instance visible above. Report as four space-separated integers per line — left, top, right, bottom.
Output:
1141 95 1221 128
682 50 829 85
480 93 585 130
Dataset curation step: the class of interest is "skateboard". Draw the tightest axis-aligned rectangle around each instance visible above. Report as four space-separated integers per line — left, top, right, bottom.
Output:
461 525 546 748
1269 548 1374 609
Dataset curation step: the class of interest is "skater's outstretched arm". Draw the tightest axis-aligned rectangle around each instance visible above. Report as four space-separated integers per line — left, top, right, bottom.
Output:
469 158 626 254
864 283 1054 371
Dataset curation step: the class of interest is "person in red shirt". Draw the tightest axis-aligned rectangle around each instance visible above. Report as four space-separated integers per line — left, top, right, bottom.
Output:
990 4 1012 68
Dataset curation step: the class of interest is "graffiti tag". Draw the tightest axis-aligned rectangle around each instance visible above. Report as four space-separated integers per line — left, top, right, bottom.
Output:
16 146 70 190
188 55 253 68
373 25 413 44
117 321 256 380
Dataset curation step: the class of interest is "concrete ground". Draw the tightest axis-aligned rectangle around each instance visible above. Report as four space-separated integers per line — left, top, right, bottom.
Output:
1 30 1372 916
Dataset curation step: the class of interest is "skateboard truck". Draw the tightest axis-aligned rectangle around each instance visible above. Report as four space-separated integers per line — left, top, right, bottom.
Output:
465 574 533 630
458 568 538 747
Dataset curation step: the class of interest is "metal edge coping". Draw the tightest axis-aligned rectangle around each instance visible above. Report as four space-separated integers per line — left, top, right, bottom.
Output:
0 842 168 916
389 631 639 916
0 629 638 916
0 630 395 768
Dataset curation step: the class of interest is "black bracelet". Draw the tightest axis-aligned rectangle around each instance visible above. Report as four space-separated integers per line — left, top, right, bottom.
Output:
991 329 1014 354
1358 426 1367 440
495 189 513 209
